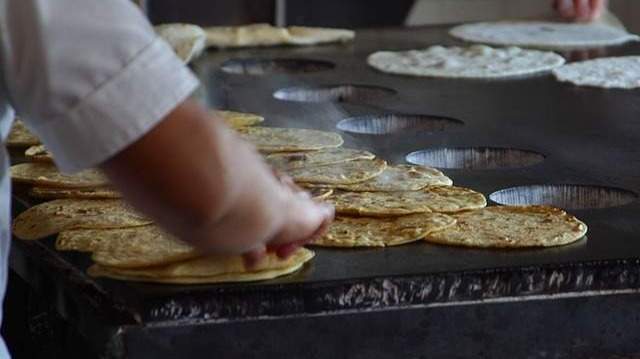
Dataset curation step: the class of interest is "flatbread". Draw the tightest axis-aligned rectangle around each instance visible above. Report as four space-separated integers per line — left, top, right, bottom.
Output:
204 23 354 48
266 148 375 171
290 159 387 185
368 45 565 79
286 26 355 45
424 205 588 248
308 187 333 201
240 127 344 153
316 164 453 192
553 56 640 89
328 186 486 217
449 21 639 50
29 187 122 200
205 23 291 48
88 262 306 285
313 213 456 248
214 110 264 129
25 145 53 163
13 199 151 240
7 119 40 147
155 23 206 63
87 248 315 284
57 226 199 268
11 163 109 188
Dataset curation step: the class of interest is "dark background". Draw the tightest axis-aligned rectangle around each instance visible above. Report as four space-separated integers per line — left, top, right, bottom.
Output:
147 0 415 27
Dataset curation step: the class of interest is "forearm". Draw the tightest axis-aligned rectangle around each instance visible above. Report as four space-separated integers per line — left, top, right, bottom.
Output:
101 100 287 254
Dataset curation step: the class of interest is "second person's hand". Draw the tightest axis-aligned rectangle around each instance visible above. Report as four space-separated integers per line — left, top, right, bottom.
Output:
553 0 608 22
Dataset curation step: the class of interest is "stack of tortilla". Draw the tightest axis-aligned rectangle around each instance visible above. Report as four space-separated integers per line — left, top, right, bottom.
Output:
11 199 314 284
9 111 318 284
249 126 587 249
204 23 354 48
11 119 588 285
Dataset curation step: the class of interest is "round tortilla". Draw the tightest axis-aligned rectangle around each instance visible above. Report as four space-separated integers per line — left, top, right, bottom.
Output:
204 23 354 48
29 187 122 200
205 23 290 48
11 163 109 188
328 186 486 217
424 205 588 248
266 148 375 171
214 110 264 129
57 226 199 269
286 26 355 45
368 45 565 79
13 199 151 240
88 248 315 284
308 187 333 201
553 56 640 89
319 164 452 192
313 213 456 248
449 21 639 50
290 159 387 185
25 145 53 163
241 127 344 153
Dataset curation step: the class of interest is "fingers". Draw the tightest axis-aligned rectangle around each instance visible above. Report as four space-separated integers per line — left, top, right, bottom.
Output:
242 244 267 269
574 0 591 21
555 0 575 19
554 0 606 21
272 196 334 247
589 0 607 20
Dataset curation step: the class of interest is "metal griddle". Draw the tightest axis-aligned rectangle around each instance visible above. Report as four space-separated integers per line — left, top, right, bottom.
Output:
9 25 640 358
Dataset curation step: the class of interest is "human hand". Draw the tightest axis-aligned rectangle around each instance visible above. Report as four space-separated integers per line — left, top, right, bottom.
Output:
102 100 334 269
553 0 608 22
242 176 334 268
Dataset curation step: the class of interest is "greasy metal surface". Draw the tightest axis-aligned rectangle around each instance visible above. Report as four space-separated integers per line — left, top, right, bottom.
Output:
123 292 640 359
8 25 640 349
490 184 638 209
337 114 464 134
406 147 546 170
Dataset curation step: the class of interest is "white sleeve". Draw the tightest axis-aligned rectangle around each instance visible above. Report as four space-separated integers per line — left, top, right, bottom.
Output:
0 0 200 172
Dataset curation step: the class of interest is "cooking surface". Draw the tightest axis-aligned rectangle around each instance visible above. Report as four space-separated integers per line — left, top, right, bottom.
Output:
10 25 640 326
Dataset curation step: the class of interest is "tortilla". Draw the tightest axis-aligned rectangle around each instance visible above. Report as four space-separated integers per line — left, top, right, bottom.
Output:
266 148 375 171
368 45 565 79
308 187 333 201
214 110 265 129
204 23 354 48
449 21 639 50
553 56 640 89
87 248 315 284
328 186 486 217
317 164 452 192
7 119 40 147
286 26 355 45
205 23 291 48
290 159 387 185
13 199 151 240
88 262 306 284
11 163 109 188
29 186 122 200
155 23 206 63
424 205 588 248
313 213 456 248
240 127 344 153
56 226 198 268
25 145 53 163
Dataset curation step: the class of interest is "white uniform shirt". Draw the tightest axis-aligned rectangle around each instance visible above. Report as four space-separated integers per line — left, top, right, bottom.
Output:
0 1 199 356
